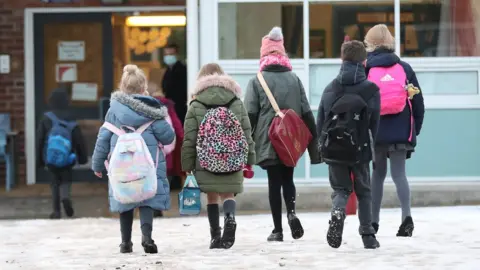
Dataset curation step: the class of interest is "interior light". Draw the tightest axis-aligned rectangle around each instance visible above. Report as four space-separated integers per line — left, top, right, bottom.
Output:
126 15 186 27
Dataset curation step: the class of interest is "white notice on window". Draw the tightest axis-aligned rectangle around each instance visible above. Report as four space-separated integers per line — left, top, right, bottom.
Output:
72 83 98 102
58 41 85 61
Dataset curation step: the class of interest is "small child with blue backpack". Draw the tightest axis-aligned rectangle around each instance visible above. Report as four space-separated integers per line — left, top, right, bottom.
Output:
182 63 256 249
36 87 88 219
92 64 175 254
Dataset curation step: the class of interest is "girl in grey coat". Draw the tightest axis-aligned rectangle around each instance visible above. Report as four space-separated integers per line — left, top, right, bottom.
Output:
244 27 320 242
92 65 175 254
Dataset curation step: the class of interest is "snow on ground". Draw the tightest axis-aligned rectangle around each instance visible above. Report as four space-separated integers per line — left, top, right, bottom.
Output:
1 206 480 270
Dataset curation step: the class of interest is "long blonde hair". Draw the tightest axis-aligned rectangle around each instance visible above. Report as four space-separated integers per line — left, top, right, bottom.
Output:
119 64 148 94
364 24 395 52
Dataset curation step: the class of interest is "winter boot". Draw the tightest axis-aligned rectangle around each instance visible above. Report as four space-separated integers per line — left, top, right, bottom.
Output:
62 199 74 218
362 234 380 249
49 212 61 219
326 209 345 248
372 222 379 233
396 216 414 237
267 230 283 242
119 241 133 253
221 216 237 249
209 227 222 249
141 235 158 254
287 213 304 240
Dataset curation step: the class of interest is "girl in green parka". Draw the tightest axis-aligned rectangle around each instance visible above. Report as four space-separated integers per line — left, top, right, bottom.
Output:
181 63 256 249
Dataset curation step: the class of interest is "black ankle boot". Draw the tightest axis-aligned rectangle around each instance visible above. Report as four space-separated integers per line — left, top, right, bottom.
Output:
62 199 74 218
49 212 61 219
326 209 345 248
267 230 283 242
221 216 237 249
396 216 414 237
287 213 304 240
141 235 158 254
362 234 380 249
119 241 133 253
209 227 222 249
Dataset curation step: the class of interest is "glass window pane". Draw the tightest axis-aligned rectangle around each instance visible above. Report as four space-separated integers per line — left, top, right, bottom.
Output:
416 70 478 95
309 1 394 59
400 0 480 57
218 2 304 59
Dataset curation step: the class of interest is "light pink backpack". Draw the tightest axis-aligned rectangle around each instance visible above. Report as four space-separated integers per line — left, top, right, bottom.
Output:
368 63 408 115
103 121 161 204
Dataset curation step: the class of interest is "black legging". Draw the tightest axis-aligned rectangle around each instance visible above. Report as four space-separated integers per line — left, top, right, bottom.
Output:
266 164 296 233
119 207 154 242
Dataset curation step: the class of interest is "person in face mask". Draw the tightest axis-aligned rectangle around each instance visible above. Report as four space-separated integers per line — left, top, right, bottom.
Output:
161 43 187 126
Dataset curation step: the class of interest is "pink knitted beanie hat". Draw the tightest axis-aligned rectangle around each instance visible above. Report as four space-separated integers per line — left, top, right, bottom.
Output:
260 26 286 57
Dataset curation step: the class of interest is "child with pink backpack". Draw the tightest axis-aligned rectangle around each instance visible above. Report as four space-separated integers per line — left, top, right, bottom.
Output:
365 24 425 237
91 65 175 254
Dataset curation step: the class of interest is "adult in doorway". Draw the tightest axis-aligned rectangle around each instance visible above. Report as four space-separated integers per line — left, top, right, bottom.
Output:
162 43 188 125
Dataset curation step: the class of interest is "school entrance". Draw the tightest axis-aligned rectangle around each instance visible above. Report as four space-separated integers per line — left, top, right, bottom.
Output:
28 6 187 183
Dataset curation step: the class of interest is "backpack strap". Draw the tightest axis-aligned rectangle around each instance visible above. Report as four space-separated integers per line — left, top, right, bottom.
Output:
135 121 154 134
102 122 125 136
191 98 238 109
45 111 77 131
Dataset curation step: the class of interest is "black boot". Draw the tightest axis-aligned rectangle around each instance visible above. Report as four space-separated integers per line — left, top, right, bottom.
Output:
49 212 61 219
372 222 379 233
362 234 380 249
62 199 74 218
119 241 133 253
287 213 304 240
209 227 222 249
396 216 414 237
326 209 345 248
142 235 158 254
221 215 237 249
267 230 283 242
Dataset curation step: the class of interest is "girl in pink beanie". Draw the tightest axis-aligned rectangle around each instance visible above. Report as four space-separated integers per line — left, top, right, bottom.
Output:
245 27 320 242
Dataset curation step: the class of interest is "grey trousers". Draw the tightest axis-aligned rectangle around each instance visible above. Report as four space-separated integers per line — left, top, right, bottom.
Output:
50 169 72 213
329 163 376 235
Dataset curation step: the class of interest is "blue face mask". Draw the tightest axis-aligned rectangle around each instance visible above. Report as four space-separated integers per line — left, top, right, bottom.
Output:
164 55 177 66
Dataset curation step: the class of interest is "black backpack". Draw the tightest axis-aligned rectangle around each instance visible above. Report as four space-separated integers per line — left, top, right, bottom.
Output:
319 83 376 166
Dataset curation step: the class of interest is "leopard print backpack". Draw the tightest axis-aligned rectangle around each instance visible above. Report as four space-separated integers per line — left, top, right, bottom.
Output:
195 98 249 173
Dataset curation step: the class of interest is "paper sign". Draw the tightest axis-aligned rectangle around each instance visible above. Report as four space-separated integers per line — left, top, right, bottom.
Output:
0 54 10 74
72 83 98 101
58 41 85 61
56 63 77 82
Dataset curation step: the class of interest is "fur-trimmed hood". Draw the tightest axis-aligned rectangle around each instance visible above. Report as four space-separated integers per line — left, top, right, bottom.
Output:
192 74 242 98
109 91 168 126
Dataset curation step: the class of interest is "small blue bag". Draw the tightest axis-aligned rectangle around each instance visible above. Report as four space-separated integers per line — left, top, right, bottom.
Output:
178 175 201 216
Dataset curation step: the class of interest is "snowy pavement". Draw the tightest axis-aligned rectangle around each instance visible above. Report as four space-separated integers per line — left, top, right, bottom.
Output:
1 206 480 270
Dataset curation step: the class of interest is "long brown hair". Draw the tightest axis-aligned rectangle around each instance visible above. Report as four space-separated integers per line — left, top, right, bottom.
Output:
197 63 225 79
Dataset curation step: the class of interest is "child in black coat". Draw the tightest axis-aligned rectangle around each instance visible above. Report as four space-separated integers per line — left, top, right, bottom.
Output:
36 87 88 219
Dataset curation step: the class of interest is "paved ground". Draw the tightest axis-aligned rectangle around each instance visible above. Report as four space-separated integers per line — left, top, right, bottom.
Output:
1 206 480 270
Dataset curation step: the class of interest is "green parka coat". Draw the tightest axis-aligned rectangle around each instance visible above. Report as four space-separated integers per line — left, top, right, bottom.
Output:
181 74 255 194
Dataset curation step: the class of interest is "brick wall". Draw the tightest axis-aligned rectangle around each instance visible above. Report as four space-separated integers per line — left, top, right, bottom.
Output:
0 0 185 186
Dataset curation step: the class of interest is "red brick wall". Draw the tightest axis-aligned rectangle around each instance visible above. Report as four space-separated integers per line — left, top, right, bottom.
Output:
0 0 185 186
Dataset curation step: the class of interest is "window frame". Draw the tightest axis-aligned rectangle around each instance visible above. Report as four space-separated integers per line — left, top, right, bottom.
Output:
209 0 480 111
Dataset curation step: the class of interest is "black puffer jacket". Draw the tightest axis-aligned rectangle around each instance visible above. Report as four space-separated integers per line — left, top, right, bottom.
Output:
316 61 381 163
36 88 88 170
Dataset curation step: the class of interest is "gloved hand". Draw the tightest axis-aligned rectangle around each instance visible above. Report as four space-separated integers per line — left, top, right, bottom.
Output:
243 164 254 179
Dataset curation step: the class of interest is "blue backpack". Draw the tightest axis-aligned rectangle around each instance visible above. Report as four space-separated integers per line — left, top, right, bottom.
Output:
44 112 77 168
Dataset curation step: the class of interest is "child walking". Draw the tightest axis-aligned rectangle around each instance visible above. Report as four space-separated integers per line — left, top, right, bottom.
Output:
92 65 175 254
181 63 255 249
36 86 88 219
364 24 425 236
317 41 381 249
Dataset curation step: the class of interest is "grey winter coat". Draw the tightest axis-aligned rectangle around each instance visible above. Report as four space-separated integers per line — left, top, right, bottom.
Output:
244 65 320 168
181 74 255 194
92 91 175 213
